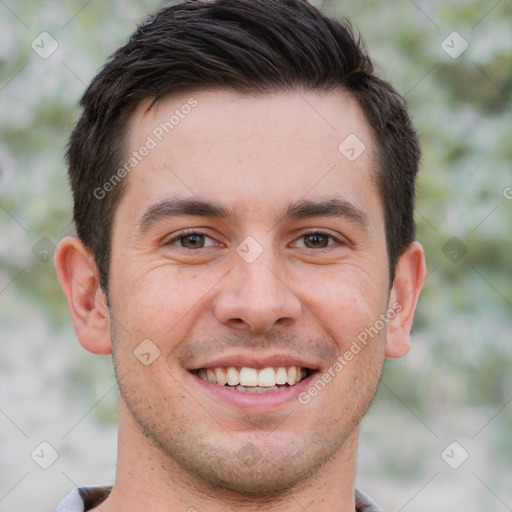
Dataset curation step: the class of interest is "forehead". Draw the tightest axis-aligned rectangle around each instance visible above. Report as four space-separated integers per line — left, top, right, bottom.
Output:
117 89 380 227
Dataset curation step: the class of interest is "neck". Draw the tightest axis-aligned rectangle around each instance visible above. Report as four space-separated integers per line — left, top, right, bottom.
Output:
98 402 359 512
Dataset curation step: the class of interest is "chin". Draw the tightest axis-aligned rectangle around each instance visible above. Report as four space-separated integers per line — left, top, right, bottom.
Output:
180 448 323 497
145 423 351 498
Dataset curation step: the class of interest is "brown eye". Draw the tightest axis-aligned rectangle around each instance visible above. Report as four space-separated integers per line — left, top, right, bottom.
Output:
303 233 330 248
180 234 205 248
165 231 218 249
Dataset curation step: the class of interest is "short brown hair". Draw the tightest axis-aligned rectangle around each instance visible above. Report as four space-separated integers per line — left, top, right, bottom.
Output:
67 0 420 294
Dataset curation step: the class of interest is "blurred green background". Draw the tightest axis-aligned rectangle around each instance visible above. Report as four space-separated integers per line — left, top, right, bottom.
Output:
0 1 510 511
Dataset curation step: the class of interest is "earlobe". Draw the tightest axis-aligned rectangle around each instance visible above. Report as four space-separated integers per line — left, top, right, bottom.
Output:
385 241 426 358
54 236 112 355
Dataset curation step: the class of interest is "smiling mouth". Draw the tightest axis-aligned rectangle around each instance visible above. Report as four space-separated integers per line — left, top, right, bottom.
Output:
192 366 313 393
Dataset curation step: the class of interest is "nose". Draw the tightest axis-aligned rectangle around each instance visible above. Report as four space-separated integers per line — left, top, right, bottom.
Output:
213 248 302 333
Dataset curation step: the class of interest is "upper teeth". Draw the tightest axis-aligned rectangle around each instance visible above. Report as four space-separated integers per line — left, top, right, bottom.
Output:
197 366 307 387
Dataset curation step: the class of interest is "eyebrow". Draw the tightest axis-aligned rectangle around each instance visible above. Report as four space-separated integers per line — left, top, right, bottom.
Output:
137 198 235 233
136 197 369 233
282 198 369 228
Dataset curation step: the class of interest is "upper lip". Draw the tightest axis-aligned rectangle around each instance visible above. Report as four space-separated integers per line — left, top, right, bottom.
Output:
186 352 319 371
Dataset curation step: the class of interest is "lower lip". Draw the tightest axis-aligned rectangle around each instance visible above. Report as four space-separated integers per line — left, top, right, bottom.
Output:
188 371 317 411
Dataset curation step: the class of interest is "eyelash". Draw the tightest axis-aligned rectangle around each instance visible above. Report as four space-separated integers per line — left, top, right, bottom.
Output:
165 229 344 249
164 229 217 248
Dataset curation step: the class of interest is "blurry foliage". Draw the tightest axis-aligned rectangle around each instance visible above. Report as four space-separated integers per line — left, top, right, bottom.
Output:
0 0 510 443
325 1 512 414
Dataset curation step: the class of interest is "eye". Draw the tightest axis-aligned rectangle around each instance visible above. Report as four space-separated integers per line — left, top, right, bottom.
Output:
292 231 339 249
165 231 217 249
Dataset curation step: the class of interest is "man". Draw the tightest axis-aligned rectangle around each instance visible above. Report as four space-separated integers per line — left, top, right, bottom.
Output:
54 0 426 510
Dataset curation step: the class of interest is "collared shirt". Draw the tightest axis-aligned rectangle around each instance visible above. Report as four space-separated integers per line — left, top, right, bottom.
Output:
54 485 383 511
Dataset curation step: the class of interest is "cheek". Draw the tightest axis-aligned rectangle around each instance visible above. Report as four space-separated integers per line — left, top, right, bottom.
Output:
294 265 389 347
110 264 219 352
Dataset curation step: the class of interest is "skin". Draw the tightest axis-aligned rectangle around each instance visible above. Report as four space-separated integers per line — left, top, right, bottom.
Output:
55 89 426 512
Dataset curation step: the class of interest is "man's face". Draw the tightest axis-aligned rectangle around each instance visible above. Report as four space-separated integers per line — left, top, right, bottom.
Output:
108 89 391 494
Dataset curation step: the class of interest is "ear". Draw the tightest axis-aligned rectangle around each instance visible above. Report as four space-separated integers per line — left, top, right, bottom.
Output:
385 241 426 358
54 236 112 355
